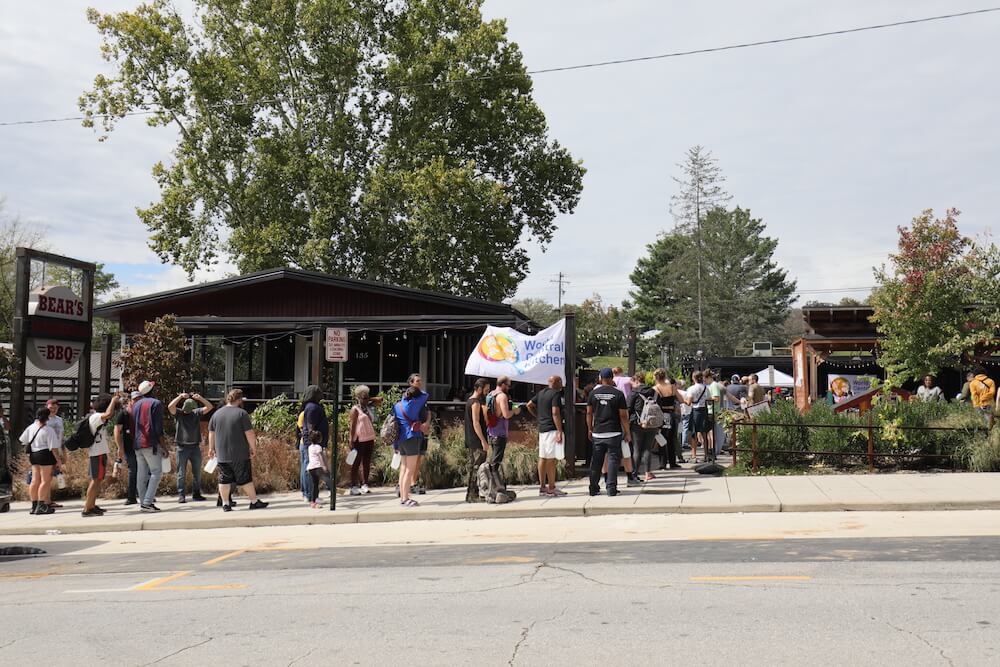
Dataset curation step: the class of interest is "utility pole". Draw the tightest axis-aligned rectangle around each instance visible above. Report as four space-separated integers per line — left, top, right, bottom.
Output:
550 272 569 312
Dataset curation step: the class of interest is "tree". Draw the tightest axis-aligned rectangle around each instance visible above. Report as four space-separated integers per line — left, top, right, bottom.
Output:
567 295 630 359
509 298 560 328
870 209 972 387
80 0 584 302
669 145 731 343
116 314 191 403
630 207 796 356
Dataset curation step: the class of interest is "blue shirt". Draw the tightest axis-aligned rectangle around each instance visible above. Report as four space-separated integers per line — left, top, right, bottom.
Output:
394 392 429 445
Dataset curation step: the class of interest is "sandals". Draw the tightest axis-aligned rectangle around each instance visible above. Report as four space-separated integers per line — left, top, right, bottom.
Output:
401 499 420 508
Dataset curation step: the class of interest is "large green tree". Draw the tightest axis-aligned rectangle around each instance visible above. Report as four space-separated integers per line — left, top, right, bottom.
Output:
630 207 796 356
80 0 584 301
509 297 560 328
871 208 999 387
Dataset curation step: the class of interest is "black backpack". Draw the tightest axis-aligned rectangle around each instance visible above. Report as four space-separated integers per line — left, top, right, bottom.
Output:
63 417 96 452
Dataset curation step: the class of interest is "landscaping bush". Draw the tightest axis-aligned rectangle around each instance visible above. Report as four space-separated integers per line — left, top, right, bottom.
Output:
744 400 809 467
959 428 1000 472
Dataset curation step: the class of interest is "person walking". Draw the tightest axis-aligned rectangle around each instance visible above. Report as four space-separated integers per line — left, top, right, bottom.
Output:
168 391 213 503
651 369 681 470
487 376 520 466
628 372 659 482
114 391 140 505
684 371 712 463
407 374 430 494
969 369 997 425
22 407 64 515
208 389 268 512
612 367 633 401
82 393 119 517
394 385 431 508
299 385 331 502
916 375 944 402
464 378 491 503
587 368 630 497
348 385 380 496
133 380 168 512
527 375 567 497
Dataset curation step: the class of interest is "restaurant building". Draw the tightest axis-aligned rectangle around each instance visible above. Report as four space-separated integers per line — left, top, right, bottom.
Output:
94 268 535 404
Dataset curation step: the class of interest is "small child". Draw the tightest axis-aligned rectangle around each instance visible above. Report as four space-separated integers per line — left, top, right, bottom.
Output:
306 430 328 509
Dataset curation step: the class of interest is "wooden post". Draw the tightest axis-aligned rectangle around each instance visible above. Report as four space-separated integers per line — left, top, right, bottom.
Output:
562 313 577 477
311 327 323 387
867 413 875 472
77 268 94 418
98 333 114 394
10 249 31 451
329 362 341 511
627 327 637 376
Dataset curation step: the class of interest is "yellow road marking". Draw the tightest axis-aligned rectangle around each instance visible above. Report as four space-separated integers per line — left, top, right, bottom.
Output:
134 570 193 590
691 576 812 582
202 549 248 566
0 572 55 580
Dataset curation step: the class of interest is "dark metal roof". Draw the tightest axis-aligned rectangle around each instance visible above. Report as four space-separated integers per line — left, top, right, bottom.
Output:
95 267 530 321
172 314 533 334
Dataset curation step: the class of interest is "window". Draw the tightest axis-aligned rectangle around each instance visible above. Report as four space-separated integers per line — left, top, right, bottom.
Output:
382 333 411 384
265 338 294 382
344 332 380 383
233 341 263 382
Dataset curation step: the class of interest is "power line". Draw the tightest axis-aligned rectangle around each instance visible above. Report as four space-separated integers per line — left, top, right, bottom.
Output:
2 7 998 128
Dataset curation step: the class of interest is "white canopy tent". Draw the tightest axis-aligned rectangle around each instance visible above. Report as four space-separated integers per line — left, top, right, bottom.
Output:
753 366 795 388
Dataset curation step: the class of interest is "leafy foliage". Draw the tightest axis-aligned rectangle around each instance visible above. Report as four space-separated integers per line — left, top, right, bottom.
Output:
566 295 631 359
79 0 584 301
116 314 191 402
509 298 561 328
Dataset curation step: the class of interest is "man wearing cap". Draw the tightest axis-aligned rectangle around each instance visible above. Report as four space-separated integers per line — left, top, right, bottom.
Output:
133 380 168 512
168 391 214 503
586 368 631 497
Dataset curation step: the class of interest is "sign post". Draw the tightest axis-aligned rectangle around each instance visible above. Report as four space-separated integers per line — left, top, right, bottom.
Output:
325 328 348 511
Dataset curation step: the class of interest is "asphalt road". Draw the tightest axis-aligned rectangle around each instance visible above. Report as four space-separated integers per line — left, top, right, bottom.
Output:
3 535 1000 666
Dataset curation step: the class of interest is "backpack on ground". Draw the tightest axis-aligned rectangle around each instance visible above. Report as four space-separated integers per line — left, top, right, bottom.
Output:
477 462 516 504
484 390 500 429
379 404 400 445
638 395 665 429
63 417 96 452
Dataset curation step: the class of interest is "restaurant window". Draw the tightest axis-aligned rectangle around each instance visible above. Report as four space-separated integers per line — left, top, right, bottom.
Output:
344 332 380 384
192 335 226 399
382 333 411 384
265 338 294 382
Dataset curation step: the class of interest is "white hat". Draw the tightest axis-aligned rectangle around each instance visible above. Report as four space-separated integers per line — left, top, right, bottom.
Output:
138 380 155 396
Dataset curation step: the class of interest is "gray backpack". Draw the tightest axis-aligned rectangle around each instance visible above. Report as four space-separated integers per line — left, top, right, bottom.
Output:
639 395 665 429
477 462 517 504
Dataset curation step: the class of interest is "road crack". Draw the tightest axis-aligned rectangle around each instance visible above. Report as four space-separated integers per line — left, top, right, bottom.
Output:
508 607 567 666
882 619 954 666
143 637 213 665
287 647 317 667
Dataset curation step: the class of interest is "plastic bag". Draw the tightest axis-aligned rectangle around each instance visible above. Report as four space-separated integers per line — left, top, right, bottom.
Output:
161 455 171 474
390 451 401 470
203 457 218 474
346 449 358 465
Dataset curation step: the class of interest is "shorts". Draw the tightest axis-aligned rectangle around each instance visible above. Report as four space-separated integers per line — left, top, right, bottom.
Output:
217 459 253 486
399 437 422 457
691 408 711 433
539 430 560 459
420 437 428 455
29 449 57 467
88 454 108 481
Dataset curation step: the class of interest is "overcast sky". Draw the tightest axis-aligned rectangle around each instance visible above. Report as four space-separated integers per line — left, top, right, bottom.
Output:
1 1 997 307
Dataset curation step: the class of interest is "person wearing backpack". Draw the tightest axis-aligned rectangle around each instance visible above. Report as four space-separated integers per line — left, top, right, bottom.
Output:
82 393 120 517
628 372 661 482
22 408 64 515
684 371 712 463
527 375 566 497
486 376 520 466
132 380 168 512
969 369 997 425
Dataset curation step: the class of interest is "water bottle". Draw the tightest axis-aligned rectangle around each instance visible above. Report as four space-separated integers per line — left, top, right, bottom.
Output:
56 473 67 490
390 451 401 470
113 459 121 476
346 449 358 465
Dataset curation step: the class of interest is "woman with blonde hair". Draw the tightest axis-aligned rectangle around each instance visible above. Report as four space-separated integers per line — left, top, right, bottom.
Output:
652 368 682 469
348 385 380 495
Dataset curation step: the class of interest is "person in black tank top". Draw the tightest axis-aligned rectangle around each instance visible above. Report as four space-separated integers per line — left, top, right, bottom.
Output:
653 369 681 468
464 379 491 502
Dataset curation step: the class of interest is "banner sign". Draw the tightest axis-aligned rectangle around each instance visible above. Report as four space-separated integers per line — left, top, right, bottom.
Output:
828 374 877 403
465 319 566 384
746 400 772 419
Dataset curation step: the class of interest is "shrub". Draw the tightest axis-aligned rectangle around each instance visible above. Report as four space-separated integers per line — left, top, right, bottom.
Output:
251 394 299 439
746 401 809 466
959 428 1000 472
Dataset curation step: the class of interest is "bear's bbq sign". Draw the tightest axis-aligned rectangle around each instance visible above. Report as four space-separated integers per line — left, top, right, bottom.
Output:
28 285 87 322
26 285 92 371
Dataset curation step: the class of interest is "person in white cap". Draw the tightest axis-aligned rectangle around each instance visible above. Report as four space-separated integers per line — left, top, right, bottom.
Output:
133 380 168 512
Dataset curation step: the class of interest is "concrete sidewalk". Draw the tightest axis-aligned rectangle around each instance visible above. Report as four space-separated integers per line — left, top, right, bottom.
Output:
3 468 1000 536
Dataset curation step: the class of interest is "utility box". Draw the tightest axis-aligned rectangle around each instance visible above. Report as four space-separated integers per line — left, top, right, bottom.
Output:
752 341 773 357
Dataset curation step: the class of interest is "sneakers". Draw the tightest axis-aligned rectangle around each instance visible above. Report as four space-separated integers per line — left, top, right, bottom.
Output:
310 501 319 509
410 485 427 495
349 486 362 496
608 490 619 497
35 503 55 515
466 495 485 503
539 486 549 496
626 477 642 488
401 499 419 508
222 504 233 512
81 508 101 518
93 505 106 515
248 500 269 510
549 488 567 497
360 484 370 495
140 503 161 512
395 485 401 498
178 494 187 504
217 496 238 507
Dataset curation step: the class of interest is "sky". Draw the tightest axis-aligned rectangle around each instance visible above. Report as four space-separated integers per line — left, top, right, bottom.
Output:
1 0 997 307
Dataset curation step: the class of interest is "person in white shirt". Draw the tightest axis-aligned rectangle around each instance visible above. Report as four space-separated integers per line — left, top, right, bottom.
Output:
21 407 65 515
916 375 944 402
683 372 712 463
82 394 120 517
45 399 65 443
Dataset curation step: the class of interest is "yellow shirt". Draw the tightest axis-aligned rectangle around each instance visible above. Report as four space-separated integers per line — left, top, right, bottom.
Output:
970 375 996 409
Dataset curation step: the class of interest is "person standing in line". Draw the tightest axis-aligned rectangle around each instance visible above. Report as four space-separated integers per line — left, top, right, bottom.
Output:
394 385 431 508
22 408 64 515
305 430 328 509
487 376 520 466
133 380 168 512
628 372 659 482
464 378 491 503
348 385 380 496
916 375 944 402
527 375 567 497
114 391 140 505
676 380 691 463
300 385 331 502
587 368 630 497
969 369 997 425
747 374 767 405
407 374 431 495
82 393 120 517
45 399 65 443
612 367 633 401
168 391 213 503
684 371 711 463
651 369 681 470
208 389 268 512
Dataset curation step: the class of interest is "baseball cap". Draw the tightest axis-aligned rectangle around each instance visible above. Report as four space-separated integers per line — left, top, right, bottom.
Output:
138 380 155 395
181 398 198 414
130 391 142 400
599 368 614 380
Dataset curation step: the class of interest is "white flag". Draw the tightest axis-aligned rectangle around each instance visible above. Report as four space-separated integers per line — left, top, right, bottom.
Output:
465 319 567 385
